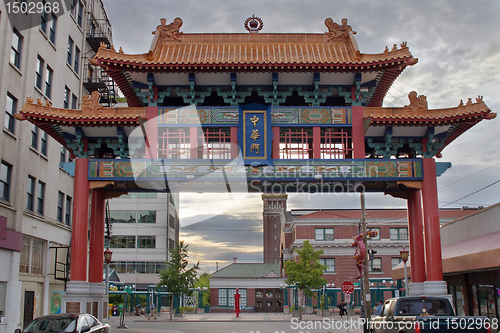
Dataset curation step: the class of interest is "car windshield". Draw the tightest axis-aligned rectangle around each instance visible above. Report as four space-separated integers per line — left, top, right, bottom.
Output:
23 318 77 333
397 299 453 316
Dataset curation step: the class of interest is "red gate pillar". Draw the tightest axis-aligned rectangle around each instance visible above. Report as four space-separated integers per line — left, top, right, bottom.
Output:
351 105 365 159
145 106 158 159
407 189 425 295
67 157 90 293
88 189 106 292
421 158 447 295
234 289 241 317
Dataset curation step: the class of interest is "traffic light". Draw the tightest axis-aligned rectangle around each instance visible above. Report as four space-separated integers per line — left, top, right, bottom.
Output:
368 249 377 260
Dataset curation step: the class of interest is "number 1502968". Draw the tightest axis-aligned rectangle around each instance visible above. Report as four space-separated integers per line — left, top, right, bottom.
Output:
6 1 60 15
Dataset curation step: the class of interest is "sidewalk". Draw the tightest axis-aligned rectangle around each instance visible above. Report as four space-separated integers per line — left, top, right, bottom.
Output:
108 311 366 323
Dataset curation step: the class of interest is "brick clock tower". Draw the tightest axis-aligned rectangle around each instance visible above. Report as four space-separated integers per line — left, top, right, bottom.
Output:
262 194 287 263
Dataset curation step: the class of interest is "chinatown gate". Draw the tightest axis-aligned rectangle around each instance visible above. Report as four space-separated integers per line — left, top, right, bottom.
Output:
15 17 495 320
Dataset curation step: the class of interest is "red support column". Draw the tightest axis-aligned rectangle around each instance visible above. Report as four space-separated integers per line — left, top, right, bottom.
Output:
272 127 280 159
190 126 198 159
351 106 365 159
407 189 426 283
421 158 443 281
312 127 321 159
230 126 238 159
88 189 105 283
145 106 158 159
70 158 90 282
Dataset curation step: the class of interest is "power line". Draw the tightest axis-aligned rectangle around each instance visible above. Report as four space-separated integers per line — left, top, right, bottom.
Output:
440 179 500 208
439 162 500 189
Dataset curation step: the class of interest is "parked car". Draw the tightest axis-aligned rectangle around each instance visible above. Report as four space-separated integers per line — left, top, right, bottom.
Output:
370 296 492 333
15 313 110 333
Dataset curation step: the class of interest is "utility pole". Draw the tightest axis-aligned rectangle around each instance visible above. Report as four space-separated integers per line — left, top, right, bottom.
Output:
361 192 371 333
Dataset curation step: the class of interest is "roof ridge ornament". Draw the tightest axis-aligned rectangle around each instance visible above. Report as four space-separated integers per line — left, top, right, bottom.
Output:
324 17 356 41
244 15 263 33
81 91 105 115
153 17 183 42
404 91 428 114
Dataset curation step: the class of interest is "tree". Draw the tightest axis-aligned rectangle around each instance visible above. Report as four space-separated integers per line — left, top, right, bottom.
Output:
284 240 327 319
194 272 211 307
157 240 200 319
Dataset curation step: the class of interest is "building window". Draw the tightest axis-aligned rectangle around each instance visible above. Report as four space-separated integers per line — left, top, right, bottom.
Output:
367 228 380 240
320 258 335 273
40 1 48 33
218 289 247 307
5 92 17 133
20 236 31 273
168 214 175 228
71 0 83 27
36 56 44 90
45 66 53 98
109 236 136 249
37 180 45 215
390 228 408 240
198 127 232 159
65 196 72 225
74 47 80 74
40 131 48 156
391 257 402 269
369 258 382 272
31 238 44 274
169 239 175 251
137 236 156 249
156 262 166 273
0 281 5 317
139 210 156 223
320 128 353 159
11 29 23 69
157 127 190 159
1 161 12 202
71 93 78 109
27 175 35 211
31 125 39 149
49 14 57 44
138 192 157 198
20 235 44 275
60 145 67 163
315 228 334 241
57 191 64 222
67 37 73 65
64 87 70 108
109 210 136 223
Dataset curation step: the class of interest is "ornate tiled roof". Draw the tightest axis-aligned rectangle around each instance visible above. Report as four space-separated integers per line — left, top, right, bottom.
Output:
15 92 147 125
91 17 417 107
364 92 496 125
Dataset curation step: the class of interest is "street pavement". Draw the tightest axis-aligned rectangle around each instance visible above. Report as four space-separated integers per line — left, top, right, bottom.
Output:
107 312 366 333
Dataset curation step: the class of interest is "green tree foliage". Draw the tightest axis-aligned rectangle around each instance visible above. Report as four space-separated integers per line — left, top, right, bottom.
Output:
157 240 200 319
284 240 327 300
194 272 211 306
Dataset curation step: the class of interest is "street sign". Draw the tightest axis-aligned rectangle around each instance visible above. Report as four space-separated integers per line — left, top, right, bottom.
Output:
341 281 355 294
345 294 351 303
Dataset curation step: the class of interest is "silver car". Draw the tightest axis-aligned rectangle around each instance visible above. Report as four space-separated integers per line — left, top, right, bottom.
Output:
15 313 110 333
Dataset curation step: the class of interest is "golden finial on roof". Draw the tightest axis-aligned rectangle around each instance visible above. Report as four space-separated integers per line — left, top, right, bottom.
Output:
244 15 264 33
400 41 407 48
119 47 124 53
37 98 43 105
459 100 464 106
384 46 389 53
392 44 398 51
404 91 428 114
476 95 484 102
110 45 116 52
466 98 473 105
99 42 107 48
27 97 34 104
45 100 52 107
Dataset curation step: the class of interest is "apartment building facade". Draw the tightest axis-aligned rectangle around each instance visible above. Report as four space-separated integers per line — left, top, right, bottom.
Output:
0 1 113 331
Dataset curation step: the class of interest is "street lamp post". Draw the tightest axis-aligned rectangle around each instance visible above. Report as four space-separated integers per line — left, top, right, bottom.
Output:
104 248 113 295
400 247 409 295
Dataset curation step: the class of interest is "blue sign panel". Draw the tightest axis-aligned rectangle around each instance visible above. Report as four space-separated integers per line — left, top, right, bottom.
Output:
238 104 272 165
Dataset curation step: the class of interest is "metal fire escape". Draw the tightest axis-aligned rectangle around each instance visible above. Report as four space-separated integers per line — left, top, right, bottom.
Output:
84 7 117 107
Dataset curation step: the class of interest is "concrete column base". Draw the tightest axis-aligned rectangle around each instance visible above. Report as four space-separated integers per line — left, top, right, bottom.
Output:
61 294 109 322
408 282 425 296
424 281 447 295
66 281 89 295
89 282 106 295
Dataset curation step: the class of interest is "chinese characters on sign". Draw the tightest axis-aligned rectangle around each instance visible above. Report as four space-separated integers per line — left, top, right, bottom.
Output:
242 110 269 162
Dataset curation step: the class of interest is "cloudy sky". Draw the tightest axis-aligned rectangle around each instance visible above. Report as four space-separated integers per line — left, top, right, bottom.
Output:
102 0 500 272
